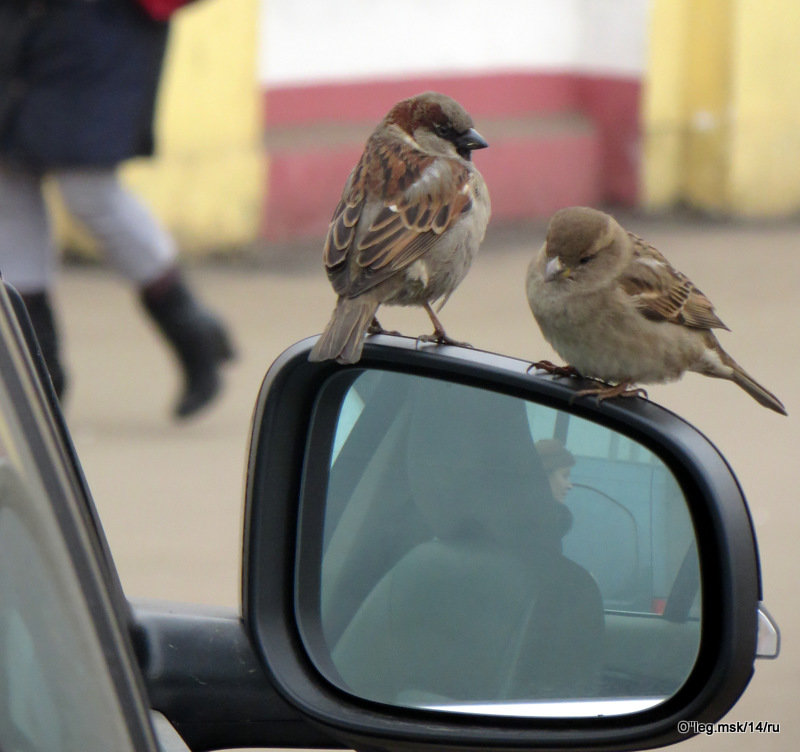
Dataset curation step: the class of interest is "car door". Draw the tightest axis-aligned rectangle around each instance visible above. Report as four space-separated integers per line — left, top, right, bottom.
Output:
0 283 162 752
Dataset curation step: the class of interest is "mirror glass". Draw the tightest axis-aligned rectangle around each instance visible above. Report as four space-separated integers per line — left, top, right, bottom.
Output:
298 370 701 718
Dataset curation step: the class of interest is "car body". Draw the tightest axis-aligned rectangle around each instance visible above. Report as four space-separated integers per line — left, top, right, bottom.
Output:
0 280 779 751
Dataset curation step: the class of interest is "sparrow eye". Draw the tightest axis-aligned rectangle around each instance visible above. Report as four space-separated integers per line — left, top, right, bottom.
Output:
578 255 592 265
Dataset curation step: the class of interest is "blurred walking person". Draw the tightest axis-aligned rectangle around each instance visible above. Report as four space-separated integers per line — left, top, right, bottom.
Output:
0 0 234 418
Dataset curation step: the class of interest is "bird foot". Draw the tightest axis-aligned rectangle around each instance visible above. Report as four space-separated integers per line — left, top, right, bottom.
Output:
573 381 648 403
416 330 473 349
527 360 581 378
418 304 472 349
367 317 401 337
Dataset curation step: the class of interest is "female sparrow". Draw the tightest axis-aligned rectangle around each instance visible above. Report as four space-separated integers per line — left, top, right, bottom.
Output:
526 206 786 415
309 92 490 364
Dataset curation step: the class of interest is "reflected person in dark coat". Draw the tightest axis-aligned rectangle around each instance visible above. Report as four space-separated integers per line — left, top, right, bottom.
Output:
0 0 234 418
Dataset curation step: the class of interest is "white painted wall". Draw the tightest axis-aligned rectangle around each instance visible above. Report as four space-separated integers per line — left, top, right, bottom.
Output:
575 0 651 76
260 0 649 86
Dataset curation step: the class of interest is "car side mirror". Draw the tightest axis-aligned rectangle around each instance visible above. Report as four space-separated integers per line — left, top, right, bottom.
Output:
242 335 778 752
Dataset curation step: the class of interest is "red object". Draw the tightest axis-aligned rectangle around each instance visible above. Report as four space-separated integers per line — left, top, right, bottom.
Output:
651 598 667 615
135 0 192 22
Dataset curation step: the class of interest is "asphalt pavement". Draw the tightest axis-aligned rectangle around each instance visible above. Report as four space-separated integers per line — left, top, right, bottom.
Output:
58 213 799 752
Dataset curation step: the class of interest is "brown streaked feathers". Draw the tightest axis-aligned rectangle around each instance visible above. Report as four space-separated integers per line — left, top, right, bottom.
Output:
620 233 729 331
310 92 490 364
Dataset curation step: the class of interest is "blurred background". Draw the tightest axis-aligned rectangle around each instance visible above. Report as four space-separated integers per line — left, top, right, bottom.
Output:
46 1 800 751
55 0 800 254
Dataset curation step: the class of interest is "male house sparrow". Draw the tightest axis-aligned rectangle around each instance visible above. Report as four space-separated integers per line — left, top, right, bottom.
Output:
309 92 490 364
526 206 787 415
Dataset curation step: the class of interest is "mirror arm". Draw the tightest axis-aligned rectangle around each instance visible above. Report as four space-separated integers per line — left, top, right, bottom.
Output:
130 600 345 750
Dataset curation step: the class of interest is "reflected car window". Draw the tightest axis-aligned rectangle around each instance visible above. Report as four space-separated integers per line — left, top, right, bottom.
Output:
526 401 696 616
297 370 701 718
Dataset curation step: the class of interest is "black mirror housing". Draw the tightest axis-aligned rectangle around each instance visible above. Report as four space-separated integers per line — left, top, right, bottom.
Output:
243 335 767 752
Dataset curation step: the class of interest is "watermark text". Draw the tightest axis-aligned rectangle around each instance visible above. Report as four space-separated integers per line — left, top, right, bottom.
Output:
677 720 780 736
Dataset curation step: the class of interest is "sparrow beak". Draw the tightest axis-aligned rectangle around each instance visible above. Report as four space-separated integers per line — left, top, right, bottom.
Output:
455 128 488 160
544 256 570 282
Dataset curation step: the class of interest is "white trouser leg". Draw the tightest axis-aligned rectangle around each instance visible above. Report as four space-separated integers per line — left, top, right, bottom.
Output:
53 167 177 285
0 164 57 293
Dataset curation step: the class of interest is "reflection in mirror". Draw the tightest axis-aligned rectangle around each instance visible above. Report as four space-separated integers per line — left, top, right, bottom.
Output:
298 370 701 718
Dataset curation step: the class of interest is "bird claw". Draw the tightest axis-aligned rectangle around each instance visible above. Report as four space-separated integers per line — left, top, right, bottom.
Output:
416 332 473 349
526 362 646 404
527 360 581 378
368 326 402 337
572 381 648 403
417 303 472 350
367 318 401 337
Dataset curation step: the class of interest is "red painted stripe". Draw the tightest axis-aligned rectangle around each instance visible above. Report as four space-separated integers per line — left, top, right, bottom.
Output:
260 71 641 239
265 71 581 126
576 75 641 205
262 146 363 241
479 130 602 221
261 126 602 241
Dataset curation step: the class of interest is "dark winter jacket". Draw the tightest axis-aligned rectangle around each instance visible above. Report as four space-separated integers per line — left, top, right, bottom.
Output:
0 0 169 171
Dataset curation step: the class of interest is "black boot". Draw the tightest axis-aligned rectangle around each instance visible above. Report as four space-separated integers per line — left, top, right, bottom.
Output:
141 271 235 419
20 291 67 400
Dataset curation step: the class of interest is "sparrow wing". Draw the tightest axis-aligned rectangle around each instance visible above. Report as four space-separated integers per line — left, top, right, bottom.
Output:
619 233 730 331
323 135 474 297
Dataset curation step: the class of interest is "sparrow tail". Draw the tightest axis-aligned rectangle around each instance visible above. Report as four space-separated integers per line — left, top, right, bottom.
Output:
699 339 787 415
309 297 379 364
730 365 787 415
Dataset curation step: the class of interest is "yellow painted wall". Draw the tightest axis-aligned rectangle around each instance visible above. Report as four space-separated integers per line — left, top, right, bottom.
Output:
643 0 800 216
728 1 800 215
57 0 262 257
641 0 692 209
